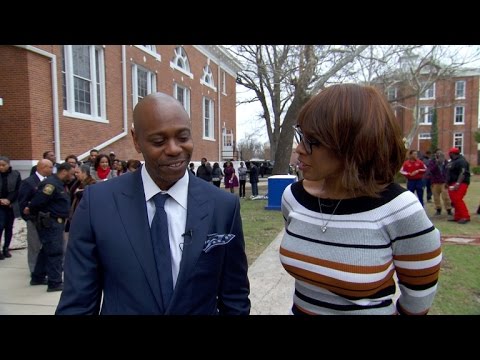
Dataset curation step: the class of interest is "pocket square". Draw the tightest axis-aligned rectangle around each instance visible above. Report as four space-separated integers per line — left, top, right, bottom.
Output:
203 233 235 253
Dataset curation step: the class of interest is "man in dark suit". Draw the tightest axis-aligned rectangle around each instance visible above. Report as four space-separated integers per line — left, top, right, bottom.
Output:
30 151 58 175
17 159 54 274
56 92 250 315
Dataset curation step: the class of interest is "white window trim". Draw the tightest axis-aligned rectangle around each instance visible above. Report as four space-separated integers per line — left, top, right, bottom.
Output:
134 45 161 61
203 97 215 140
169 61 194 79
387 87 397 101
200 78 217 92
173 83 191 117
453 132 464 153
200 66 217 92
454 106 465 125
420 83 435 100
419 106 433 125
222 70 227 96
455 80 466 99
132 64 157 108
63 45 107 123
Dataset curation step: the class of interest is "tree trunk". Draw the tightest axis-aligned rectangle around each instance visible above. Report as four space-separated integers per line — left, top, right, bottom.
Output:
272 95 308 174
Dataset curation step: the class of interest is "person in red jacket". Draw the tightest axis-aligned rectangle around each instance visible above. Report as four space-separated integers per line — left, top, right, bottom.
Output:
400 150 427 206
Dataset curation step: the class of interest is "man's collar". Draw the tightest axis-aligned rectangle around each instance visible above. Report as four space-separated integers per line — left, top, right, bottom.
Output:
142 166 189 209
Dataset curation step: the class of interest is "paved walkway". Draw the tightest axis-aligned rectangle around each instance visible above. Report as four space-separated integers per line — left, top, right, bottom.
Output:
0 218 293 315
0 248 61 315
248 229 294 315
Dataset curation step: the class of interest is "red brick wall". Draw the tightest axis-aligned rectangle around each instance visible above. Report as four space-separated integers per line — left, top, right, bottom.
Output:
0 46 34 159
395 76 479 165
0 45 238 165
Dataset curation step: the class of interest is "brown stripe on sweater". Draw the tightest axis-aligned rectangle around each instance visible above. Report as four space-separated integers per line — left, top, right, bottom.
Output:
280 246 393 274
283 263 396 298
394 247 442 262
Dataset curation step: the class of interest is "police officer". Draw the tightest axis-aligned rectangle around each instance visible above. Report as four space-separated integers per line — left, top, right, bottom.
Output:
29 162 75 292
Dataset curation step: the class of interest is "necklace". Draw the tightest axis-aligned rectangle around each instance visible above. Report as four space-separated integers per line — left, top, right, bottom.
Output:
317 198 342 233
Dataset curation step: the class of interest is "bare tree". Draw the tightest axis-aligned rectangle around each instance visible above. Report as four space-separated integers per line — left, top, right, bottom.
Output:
233 45 369 174
237 135 264 161
355 45 480 148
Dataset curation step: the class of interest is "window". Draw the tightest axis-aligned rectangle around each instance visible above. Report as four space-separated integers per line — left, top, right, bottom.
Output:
387 87 397 101
454 106 465 124
201 65 217 91
222 71 226 94
132 64 156 107
62 45 106 120
203 97 215 139
134 45 161 60
174 83 190 116
419 106 433 124
455 80 465 99
419 133 431 140
170 46 193 78
420 83 435 99
453 132 463 154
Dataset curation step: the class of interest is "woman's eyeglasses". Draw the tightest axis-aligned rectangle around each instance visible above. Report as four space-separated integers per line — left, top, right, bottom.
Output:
292 125 320 155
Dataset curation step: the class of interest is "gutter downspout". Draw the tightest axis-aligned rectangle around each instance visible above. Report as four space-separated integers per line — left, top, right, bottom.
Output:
15 45 60 163
217 64 222 162
77 45 128 161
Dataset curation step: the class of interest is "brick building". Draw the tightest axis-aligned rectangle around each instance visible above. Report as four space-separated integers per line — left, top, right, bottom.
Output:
386 68 480 165
0 45 242 178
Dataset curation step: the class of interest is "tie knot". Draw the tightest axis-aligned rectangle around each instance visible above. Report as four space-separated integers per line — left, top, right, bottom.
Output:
152 192 169 209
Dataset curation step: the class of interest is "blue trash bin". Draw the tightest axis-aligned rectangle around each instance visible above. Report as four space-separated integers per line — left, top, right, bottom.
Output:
265 175 296 210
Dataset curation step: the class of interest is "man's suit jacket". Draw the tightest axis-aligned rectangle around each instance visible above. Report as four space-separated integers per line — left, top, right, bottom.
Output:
17 173 42 221
56 169 250 315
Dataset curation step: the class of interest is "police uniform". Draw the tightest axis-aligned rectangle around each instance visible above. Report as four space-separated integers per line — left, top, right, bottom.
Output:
29 174 70 290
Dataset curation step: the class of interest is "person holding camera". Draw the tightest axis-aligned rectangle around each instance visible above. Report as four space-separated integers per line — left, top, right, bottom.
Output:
28 162 75 292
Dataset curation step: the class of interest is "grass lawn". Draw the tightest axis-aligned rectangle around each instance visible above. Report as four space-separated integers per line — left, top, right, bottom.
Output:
240 175 480 314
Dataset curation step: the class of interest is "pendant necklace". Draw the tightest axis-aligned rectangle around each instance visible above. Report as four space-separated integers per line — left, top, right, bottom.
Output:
317 198 342 233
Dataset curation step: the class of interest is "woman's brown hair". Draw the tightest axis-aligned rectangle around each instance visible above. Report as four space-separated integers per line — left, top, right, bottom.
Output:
297 83 406 197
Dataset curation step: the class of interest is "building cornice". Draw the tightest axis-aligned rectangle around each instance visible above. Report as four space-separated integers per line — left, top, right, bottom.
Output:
193 45 243 77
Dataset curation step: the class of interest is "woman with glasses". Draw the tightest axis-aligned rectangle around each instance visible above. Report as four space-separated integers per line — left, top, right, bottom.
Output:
280 84 441 315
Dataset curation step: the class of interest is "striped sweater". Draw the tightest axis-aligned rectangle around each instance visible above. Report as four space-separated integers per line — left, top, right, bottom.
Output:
280 181 441 315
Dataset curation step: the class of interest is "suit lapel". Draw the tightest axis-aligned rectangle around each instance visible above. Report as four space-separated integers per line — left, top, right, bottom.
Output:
115 170 164 311
168 176 212 310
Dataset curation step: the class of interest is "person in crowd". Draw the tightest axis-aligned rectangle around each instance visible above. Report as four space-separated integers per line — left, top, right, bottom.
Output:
211 162 223 188
196 157 212 182
56 92 250 315
237 162 247 198
64 164 97 253
64 155 79 192
421 150 433 203
30 150 58 175
249 163 259 197
18 159 54 272
189 162 195 176
280 84 441 315
224 161 237 194
446 147 471 224
126 159 141 172
428 149 452 216
91 154 115 182
0 156 22 259
400 150 427 206
82 149 99 168
108 152 116 168
29 162 75 291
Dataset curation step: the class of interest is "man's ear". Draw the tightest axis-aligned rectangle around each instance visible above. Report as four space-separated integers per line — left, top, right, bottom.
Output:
131 128 142 154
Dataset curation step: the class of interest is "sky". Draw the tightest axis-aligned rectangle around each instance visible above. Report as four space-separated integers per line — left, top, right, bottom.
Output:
234 45 480 146
235 85 268 144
